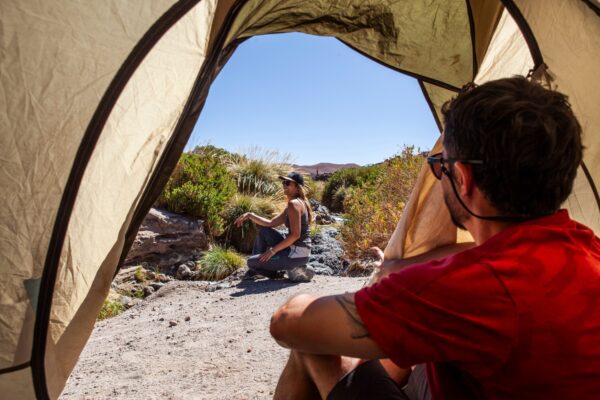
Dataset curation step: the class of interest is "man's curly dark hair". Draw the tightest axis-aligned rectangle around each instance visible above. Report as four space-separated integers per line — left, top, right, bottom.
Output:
442 76 583 217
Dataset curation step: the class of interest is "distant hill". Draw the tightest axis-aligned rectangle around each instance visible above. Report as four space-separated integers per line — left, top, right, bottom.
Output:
292 163 360 177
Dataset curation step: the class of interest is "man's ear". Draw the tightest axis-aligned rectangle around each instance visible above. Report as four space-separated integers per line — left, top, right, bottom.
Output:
452 162 474 197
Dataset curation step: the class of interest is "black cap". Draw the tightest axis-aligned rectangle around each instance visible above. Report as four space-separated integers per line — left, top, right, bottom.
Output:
278 172 305 187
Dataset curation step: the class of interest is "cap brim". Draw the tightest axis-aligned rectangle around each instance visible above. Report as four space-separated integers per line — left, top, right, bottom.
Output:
278 176 304 186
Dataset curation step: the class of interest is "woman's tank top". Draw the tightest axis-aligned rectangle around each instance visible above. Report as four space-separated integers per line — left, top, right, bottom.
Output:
284 205 311 248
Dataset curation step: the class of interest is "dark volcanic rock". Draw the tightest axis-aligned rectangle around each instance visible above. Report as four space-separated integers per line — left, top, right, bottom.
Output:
309 199 335 225
309 227 346 275
124 208 208 268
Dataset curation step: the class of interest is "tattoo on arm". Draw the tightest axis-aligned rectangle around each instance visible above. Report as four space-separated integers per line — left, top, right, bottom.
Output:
334 293 370 339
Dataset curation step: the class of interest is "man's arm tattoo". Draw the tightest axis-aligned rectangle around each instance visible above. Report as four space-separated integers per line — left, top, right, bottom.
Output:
334 293 370 339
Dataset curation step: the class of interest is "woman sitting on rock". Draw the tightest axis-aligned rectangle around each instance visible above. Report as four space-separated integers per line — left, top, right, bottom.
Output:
234 172 314 282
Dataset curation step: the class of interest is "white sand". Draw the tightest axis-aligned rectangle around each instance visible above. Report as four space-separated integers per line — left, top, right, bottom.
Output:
61 276 366 400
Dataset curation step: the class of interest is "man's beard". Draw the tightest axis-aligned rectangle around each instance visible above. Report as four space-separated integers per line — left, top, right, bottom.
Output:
443 186 468 231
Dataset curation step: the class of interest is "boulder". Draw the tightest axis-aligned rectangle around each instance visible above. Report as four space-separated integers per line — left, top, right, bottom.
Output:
287 265 315 282
124 208 208 268
308 226 346 275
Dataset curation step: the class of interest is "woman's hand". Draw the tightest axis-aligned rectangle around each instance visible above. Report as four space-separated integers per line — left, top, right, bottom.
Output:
235 212 251 227
259 247 276 263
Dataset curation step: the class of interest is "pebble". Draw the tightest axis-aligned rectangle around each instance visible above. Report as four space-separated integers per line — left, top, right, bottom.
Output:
169 320 178 327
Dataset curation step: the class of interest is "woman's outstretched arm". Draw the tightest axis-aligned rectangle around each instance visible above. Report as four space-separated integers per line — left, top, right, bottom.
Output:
235 209 286 228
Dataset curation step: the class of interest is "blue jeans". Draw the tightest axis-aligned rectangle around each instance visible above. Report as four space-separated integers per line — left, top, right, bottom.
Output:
247 228 310 275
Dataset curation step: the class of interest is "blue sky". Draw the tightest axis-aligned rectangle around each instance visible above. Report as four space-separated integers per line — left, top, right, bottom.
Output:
186 33 440 166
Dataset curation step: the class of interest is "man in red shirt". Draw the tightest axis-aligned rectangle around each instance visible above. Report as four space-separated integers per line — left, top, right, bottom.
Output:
269 77 600 399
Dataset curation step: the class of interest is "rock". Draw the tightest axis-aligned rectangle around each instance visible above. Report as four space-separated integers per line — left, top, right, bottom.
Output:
150 282 165 291
287 265 315 282
310 264 334 275
143 286 155 297
184 316 191 322
120 297 141 309
309 199 335 225
124 208 208 268
309 227 345 275
169 320 178 327
176 265 192 280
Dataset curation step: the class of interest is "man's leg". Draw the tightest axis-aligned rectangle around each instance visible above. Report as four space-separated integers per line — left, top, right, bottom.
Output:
273 350 358 400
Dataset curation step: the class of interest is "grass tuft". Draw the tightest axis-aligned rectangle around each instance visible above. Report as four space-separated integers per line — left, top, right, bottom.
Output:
221 193 282 253
226 147 292 197
98 299 125 320
197 246 246 281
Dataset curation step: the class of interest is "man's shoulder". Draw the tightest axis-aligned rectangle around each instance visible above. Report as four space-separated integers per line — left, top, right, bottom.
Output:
386 249 493 294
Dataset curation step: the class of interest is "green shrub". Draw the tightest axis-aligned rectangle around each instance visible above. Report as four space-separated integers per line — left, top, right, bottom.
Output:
197 246 246 280
227 147 291 197
221 194 280 253
189 144 234 161
322 164 382 212
157 151 236 236
134 266 146 283
341 146 424 258
98 299 125 320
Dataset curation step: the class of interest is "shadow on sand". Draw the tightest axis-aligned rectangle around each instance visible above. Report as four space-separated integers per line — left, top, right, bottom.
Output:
229 278 300 297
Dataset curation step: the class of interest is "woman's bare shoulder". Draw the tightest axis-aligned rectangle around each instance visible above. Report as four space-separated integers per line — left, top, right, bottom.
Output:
287 198 304 211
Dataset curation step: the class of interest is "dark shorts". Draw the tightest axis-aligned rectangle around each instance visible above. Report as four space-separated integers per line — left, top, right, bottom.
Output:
327 361 430 400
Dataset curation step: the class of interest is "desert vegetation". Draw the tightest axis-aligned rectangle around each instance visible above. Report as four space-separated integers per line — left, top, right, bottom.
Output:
102 145 423 320
340 146 423 258
159 144 422 261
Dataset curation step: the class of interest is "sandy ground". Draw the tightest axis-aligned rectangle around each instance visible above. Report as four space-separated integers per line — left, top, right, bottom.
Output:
61 276 366 400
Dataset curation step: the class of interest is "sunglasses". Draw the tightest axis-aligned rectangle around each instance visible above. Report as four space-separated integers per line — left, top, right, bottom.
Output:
282 180 294 187
427 152 484 180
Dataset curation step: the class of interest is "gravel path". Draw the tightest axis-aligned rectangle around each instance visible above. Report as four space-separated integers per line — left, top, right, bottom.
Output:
61 276 366 400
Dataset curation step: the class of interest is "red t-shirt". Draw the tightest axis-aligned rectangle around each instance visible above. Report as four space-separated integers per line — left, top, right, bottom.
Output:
355 210 600 399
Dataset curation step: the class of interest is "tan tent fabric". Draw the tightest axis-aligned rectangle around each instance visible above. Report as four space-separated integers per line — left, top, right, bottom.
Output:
226 0 474 89
43 3 217 398
0 367 37 399
468 0 504 69
514 0 600 233
0 0 180 374
2 0 599 398
385 7 531 259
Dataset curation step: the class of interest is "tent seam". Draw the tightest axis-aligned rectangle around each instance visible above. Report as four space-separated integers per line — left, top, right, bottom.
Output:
418 80 443 133
499 0 544 68
115 4 251 275
465 0 478 79
581 161 600 214
0 361 31 375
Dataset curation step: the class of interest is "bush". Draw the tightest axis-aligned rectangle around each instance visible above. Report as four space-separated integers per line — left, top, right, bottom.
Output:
304 176 325 202
189 144 234 161
157 151 236 236
321 164 382 212
341 147 424 258
197 246 246 280
227 147 291 197
98 299 125 320
221 194 280 253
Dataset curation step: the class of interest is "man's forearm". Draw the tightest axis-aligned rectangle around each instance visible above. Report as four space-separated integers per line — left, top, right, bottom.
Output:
270 293 385 358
